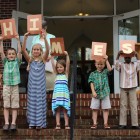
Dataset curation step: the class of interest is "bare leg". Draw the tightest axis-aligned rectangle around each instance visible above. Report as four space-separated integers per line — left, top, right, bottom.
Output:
92 110 98 125
103 109 109 124
11 109 17 124
4 108 9 124
56 107 61 129
63 108 70 129
103 109 110 128
63 108 69 125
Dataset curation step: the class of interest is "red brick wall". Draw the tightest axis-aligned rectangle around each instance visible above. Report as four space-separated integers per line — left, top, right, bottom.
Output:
0 0 17 93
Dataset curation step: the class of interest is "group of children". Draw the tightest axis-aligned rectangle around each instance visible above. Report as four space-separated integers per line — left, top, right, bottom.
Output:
89 51 140 129
0 31 140 131
0 30 70 131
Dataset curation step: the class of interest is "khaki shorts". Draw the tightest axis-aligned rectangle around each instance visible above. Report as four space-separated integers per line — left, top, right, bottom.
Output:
3 85 19 108
90 95 111 110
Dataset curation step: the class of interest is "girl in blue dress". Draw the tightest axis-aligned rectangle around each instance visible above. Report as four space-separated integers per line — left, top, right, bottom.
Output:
51 51 70 130
22 32 49 129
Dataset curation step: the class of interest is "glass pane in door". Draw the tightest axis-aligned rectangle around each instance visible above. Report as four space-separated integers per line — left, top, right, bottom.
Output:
118 16 139 42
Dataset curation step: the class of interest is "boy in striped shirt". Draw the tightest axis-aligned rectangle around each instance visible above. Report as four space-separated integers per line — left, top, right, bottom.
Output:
115 50 140 129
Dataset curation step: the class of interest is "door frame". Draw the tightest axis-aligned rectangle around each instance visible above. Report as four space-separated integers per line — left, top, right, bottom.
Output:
113 9 140 93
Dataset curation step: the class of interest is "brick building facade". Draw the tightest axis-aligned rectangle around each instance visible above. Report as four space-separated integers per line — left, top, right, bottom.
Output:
0 0 17 93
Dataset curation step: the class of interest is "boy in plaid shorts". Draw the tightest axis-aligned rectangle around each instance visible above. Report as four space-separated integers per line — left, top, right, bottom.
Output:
0 35 22 131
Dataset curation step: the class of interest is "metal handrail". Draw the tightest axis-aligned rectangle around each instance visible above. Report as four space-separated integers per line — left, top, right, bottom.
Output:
70 49 77 140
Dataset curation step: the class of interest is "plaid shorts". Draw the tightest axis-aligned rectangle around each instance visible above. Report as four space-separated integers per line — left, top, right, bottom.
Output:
3 85 19 108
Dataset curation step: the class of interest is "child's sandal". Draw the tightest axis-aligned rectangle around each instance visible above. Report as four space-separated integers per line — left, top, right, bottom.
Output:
104 124 110 129
65 125 70 130
55 125 61 130
91 124 97 129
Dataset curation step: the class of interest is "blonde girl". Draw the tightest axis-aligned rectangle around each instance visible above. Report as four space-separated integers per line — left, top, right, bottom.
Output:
22 32 49 129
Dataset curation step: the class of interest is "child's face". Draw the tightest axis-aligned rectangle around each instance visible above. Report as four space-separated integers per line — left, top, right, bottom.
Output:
95 61 105 72
124 57 131 63
32 45 42 57
7 50 16 60
56 63 65 74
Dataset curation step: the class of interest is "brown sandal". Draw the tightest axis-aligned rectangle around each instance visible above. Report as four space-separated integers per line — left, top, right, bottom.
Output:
55 125 61 130
104 124 110 129
91 124 97 129
65 125 70 130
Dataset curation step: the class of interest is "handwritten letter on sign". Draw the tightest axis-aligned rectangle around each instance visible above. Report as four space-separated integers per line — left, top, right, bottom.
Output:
50 38 65 56
91 42 107 60
27 14 42 34
120 40 136 57
0 18 17 39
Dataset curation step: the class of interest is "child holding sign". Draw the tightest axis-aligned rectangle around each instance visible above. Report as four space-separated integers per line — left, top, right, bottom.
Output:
0 35 22 131
88 55 112 129
22 32 49 129
51 51 71 130
115 50 140 129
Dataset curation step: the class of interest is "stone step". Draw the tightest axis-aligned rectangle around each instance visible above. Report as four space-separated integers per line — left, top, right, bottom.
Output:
0 129 140 140
0 129 70 140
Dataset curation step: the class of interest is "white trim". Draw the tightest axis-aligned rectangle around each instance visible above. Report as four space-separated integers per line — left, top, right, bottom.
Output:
12 10 29 49
113 0 116 15
113 9 140 94
41 0 44 16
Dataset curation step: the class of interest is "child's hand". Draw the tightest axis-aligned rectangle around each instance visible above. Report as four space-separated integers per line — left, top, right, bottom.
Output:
0 36 3 41
119 50 123 55
24 32 30 38
92 92 97 98
46 56 53 62
133 51 138 56
50 51 54 56
63 51 68 56
104 55 108 60
15 34 19 40
40 30 46 39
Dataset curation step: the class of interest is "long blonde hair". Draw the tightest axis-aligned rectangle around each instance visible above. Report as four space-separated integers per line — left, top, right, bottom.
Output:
27 43 45 71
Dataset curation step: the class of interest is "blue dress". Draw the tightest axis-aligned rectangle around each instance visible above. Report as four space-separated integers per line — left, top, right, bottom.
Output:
52 74 70 116
27 61 47 128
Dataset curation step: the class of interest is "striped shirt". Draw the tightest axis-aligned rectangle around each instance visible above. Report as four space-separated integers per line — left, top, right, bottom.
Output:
115 60 140 88
3 58 21 85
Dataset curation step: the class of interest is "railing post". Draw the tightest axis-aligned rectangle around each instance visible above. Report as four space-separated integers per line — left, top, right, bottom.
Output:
70 48 77 140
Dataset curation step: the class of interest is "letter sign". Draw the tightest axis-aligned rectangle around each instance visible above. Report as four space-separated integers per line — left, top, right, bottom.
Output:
0 18 17 39
91 42 107 60
50 38 65 56
120 40 136 57
27 14 42 34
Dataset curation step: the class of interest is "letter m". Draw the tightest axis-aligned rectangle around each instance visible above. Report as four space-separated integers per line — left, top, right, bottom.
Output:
52 42 63 54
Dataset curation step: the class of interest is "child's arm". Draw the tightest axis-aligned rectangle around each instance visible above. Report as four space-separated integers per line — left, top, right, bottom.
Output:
115 51 123 71
51 56 57 73
15 35 22 60
134 51 140 60
116 50 123 60
22 32 30 62
90 83 97 98
42 32 49 61
104 55 113 71
64 51 70 76
0 37 5 60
